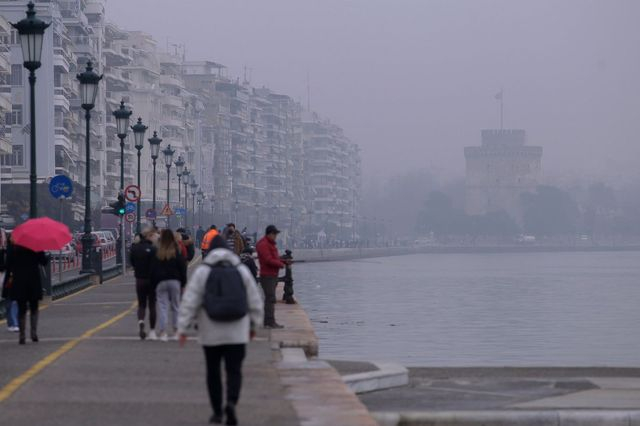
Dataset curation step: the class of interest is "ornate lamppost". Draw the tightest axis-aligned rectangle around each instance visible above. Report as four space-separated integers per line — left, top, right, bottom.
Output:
190 176 198 231
162 144 175 229
131 118 147 234
112 100 131 268
77 61 102 273
11 2 50 218
181 166 190 229
113 100 132 191
197 189 204 228
148 131 162 226
174 155 185 226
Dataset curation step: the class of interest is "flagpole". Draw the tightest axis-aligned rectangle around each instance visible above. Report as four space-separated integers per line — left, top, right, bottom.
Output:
500 88 504 130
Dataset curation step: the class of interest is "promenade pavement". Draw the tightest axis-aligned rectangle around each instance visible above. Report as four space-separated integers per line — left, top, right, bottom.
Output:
0 271 299 426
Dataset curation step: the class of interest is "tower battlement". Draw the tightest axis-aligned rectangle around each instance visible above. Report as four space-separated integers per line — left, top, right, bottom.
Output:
481 129 526 147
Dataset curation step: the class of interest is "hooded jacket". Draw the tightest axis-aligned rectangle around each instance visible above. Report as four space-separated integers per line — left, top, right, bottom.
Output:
177 248 264 346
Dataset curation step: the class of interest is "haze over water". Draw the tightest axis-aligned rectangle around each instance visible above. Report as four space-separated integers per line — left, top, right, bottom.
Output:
296 251 640 367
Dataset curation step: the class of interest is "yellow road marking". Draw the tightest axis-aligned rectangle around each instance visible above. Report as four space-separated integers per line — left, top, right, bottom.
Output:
0 301 136 403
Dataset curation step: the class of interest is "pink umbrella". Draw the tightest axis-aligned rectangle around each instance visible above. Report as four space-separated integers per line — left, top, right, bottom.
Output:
12 217 72 252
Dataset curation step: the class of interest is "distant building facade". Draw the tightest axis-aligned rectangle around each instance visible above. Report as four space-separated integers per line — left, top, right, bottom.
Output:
464 129 542 221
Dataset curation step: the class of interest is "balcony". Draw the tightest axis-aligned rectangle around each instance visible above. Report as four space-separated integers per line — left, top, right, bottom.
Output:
54 88 70 110
104 45 132 67
53 48 70 71
55 128 72 150
160 74 184 89
162 115 184 129
72 36 97 58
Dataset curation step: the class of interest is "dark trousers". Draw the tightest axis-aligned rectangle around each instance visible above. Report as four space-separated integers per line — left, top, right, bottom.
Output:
135 278 156 329
260 276 278 326
203 344 246 414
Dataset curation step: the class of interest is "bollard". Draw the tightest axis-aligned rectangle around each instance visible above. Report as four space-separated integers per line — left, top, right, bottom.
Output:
280 249 295 304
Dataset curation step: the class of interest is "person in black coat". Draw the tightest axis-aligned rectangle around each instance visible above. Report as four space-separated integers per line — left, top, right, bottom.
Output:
6 244 48 344
130 229 157 340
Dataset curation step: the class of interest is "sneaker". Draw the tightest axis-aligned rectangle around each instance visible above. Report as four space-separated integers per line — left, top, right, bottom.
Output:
147 329 158 340
8 326 19 332
138 320 146 340
159 332 169 342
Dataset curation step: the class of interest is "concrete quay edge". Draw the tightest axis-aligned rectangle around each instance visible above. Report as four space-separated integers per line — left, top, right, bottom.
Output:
343 362 409 394
373 410 640 426
271 288 380 426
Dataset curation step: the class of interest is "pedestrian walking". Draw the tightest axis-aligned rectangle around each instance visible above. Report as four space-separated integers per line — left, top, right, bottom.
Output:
150 229 187 342
178 235 263 425
256 225 289 329
130 228 158 340
1 230 18 333
239 247 258 280
5 244 48 344
177 228 196 262
200 225 219 258
196 226 205 248
223 223 245 256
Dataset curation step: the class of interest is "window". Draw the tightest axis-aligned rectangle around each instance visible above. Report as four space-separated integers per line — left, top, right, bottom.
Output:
6 105 23 125
1 145 24 166
10 65 22 86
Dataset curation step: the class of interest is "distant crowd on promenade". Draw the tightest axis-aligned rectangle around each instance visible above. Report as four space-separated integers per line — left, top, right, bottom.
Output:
1 221 295 425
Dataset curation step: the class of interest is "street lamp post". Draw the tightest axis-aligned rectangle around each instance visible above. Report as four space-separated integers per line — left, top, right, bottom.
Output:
174 155 184 226
112 100 131 272
181 167 190 229
148 131 162 227
197 189 204 228
131 118 147 234
162 144 175 229
77 61 102 273
12 2 50 219
190 177 198 230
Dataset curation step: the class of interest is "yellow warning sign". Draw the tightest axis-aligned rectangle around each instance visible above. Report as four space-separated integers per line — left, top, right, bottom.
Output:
160 203 173 216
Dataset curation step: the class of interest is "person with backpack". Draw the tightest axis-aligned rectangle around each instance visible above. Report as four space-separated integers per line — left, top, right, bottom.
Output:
177 235 263 425
150 229 187 342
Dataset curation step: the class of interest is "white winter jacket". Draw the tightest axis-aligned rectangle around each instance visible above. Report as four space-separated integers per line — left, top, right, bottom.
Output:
177 248 264 346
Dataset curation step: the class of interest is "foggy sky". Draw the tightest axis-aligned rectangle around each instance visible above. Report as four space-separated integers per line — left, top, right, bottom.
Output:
107 0 640 184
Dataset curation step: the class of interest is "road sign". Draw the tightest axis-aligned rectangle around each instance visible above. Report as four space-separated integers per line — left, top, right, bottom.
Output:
125 202 136 213
49 175 73 199
160 204 173 217
20 213 28 221
174 207 186 217
145 209 157 220
124 184 141 202
125 212 136 223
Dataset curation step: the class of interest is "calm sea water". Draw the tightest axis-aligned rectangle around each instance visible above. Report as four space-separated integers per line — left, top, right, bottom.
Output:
295 251 640 367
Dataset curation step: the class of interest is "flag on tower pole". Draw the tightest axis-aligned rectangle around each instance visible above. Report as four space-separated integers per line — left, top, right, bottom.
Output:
495 89 504 129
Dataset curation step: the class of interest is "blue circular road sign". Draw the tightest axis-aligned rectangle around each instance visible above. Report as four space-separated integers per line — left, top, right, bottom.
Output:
49 175 73 199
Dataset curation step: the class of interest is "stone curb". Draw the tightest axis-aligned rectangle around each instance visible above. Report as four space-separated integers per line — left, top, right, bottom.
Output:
343 362 409 394
373 410 640 426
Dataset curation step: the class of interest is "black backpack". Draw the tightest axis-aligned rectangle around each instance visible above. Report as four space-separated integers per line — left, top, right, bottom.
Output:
203 261 248 321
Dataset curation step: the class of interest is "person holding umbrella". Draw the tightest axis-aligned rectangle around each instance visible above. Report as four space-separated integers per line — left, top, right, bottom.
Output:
9 217 71 344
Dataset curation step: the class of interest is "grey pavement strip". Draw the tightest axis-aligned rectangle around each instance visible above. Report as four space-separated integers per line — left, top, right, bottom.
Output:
374 410 640 426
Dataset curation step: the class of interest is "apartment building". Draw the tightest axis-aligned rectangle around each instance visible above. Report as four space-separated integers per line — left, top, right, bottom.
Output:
302 111 360 239
0 2 361 234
